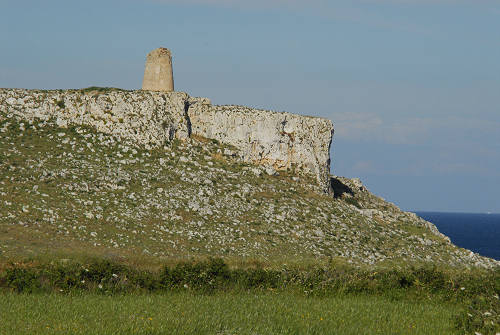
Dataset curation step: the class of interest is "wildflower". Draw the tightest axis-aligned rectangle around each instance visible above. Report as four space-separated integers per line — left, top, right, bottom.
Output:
98 284 103 289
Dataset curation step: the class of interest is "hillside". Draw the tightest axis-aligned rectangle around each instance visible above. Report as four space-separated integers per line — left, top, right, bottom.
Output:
0 90 498 269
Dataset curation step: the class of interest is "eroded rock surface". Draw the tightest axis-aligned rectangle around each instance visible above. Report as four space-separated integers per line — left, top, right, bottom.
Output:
0 89 334 190
188 102 333 189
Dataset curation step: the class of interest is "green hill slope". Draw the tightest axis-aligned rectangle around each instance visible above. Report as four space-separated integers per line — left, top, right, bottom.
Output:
0 109 498 270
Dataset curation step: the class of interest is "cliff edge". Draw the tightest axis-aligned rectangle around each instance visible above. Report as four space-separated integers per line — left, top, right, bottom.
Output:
0 88 333 191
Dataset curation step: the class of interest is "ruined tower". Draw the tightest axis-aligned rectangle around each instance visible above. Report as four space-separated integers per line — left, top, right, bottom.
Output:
142 47 174 92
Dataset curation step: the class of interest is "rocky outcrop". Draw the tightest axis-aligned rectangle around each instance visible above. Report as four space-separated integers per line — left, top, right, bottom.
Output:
188 102 333 189
0 88 334 190
0 89 193 147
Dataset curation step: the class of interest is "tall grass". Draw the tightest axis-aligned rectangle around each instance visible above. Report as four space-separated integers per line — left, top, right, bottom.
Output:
0 292 458 335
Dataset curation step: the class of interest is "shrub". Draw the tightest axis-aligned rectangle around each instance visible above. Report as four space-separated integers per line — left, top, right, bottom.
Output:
56 99 65 109
232 268 281 289
5 268 39 293
343 196 361 208
79 87 122 93
160 258 230 291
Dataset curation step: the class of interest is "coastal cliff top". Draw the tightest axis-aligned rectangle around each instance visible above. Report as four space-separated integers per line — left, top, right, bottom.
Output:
0 88 329 121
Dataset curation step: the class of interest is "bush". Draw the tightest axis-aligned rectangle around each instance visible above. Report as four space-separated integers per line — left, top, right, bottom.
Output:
5 268 39 293
232 268 282 289
55 99 65 109
160 258 230 291
79 87 124 93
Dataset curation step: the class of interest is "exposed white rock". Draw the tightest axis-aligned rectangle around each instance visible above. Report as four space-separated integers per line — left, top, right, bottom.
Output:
188 102 333 190
0 89 334 190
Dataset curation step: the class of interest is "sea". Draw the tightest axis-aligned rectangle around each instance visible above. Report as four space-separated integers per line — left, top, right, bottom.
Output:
415 212 500 261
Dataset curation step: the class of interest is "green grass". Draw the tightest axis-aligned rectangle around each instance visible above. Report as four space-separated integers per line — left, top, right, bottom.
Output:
78 86 126 93
0 292 459 335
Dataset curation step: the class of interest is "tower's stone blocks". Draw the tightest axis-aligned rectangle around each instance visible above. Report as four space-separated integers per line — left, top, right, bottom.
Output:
142 47 174 92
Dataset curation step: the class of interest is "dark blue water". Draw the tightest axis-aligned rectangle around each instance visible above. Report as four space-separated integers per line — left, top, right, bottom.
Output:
415 212 500 261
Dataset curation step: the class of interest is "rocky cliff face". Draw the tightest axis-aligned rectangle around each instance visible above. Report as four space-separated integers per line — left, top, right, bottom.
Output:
188 102 333 189
0 88 333 190
0 89 192 147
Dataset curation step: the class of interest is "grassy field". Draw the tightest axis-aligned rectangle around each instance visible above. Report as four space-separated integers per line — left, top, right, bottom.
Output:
0 291 459 335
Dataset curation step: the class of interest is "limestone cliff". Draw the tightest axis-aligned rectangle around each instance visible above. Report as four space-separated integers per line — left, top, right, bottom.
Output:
0 88 333 190
188 102 333 189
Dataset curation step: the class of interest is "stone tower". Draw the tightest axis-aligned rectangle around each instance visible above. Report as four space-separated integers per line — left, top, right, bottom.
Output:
142 47 174 92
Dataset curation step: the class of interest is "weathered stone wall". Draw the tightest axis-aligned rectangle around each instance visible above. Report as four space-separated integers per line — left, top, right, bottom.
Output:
142 48 174 92
0 89 334 190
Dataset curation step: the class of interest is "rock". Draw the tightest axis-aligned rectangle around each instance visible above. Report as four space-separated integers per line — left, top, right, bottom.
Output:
265 166 278 176
351 178 366 191
56 118 67 128
223 148 235 157
314 229 324 237
1 89 193 146
188 103 333 190
0 88 334 191
249 167 262 177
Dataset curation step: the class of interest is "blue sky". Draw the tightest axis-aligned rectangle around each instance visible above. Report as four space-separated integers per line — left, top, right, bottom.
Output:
1 0 499 212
